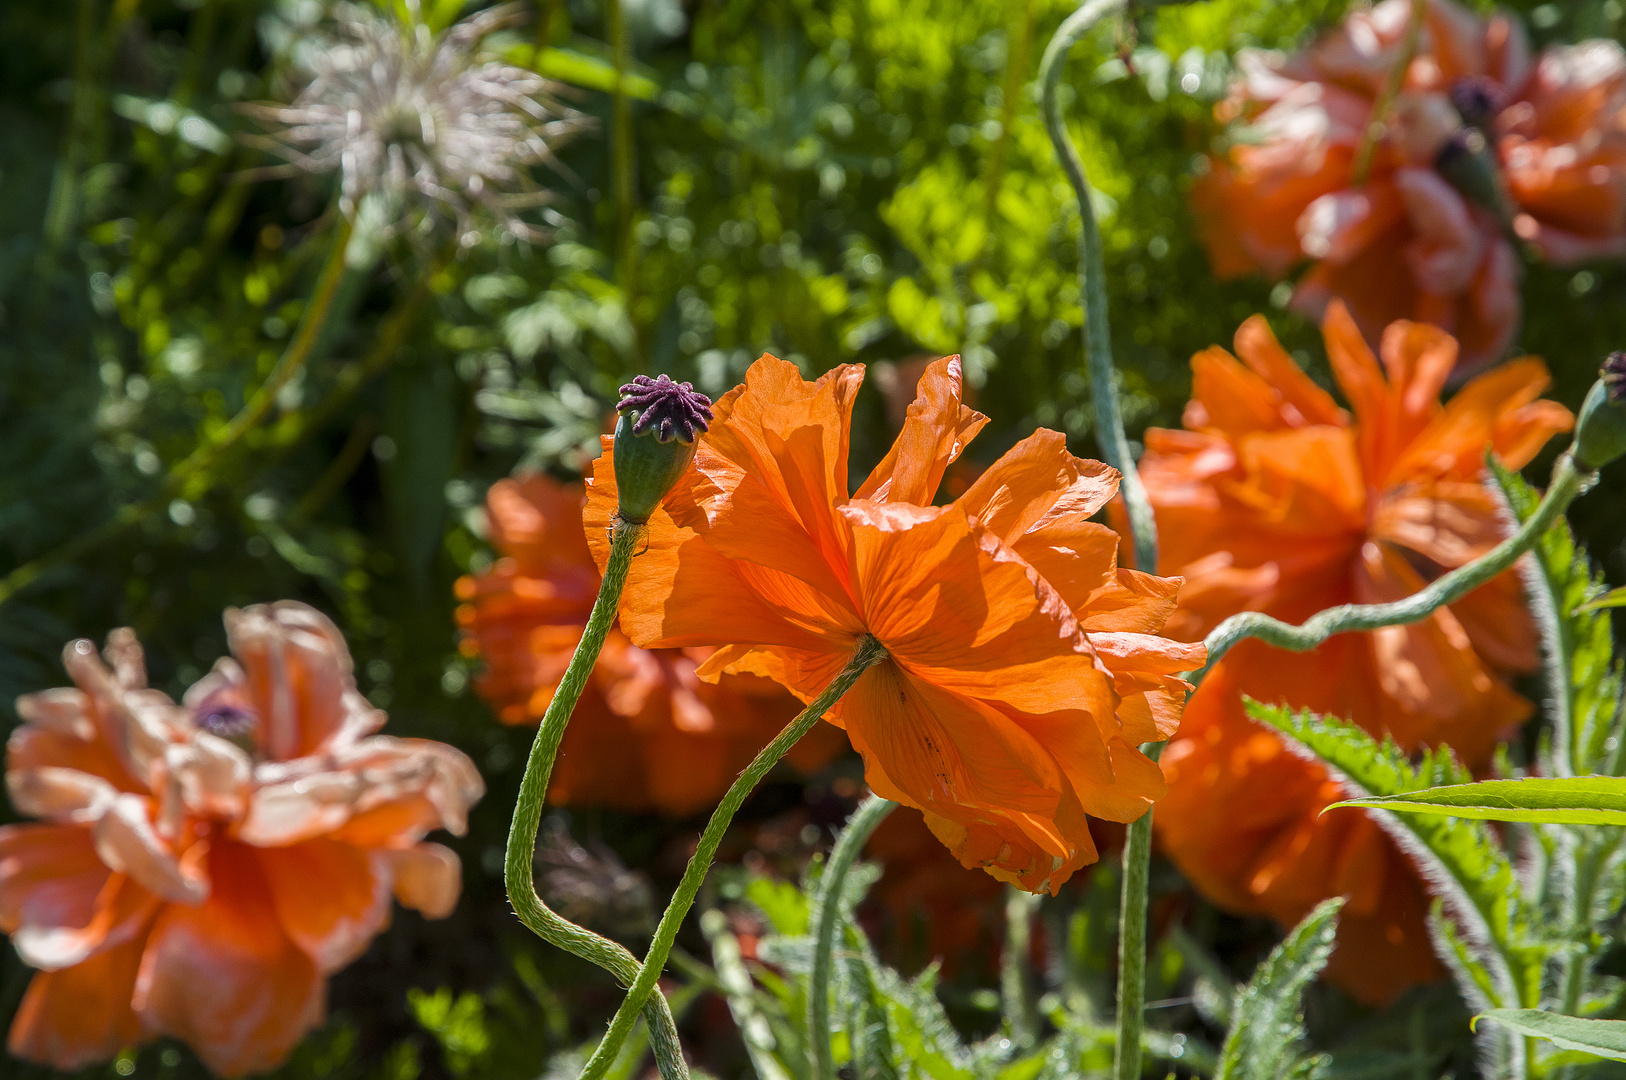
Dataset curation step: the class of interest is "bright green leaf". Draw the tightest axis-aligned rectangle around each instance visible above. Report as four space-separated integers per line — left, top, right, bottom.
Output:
1330 775 1626 825
1216 896 1342 1080
1577 585 1626 613
1474 1010 1626 1061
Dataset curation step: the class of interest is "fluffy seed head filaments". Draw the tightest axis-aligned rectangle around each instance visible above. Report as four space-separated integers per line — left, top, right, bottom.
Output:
247 3 584 244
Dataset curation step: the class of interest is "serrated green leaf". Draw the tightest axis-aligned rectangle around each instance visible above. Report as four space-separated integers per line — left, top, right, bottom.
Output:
1475 1010 1626 1061
1331 776 1626 825
1216 897 1343 1080
1246 700 1546 1012
1492 462 1624 776
748 876 811 936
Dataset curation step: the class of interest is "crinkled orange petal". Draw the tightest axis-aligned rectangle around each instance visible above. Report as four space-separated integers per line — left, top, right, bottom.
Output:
8 926 149 1070
134 839 325 1078
855 355 989 505
258 839 393 973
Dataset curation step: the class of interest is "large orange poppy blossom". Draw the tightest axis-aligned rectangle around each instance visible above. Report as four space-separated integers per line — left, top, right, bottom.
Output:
1 604 483 1075
1195 0 1626 372
455 474 844 817
1139 302 1572 1002
583 354 1203 894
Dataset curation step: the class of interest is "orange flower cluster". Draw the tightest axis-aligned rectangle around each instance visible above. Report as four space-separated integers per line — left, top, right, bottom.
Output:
1 604 482 1075
1140 302 1572 1002
455 474 844 817
1195 0 1626 371
585 354 1202 893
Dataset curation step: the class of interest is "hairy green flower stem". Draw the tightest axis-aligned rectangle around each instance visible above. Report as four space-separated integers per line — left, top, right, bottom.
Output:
0 213 356 610
809 795 898 1080
580 635 891 1080
1194 450 1593 683
1350 0 1428 186
1040 3 1162 1077
503 518 691 1080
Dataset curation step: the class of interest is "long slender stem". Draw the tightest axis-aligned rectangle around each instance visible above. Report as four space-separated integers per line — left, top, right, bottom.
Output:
1039 0 1155 575
809 795 897 1080
504 519 689 1080
1350 0 1427 186
580 635 891 1080
1039 6 1162 1079
1195 453 1591 685
1001 886 1042 1049
0 214 357 609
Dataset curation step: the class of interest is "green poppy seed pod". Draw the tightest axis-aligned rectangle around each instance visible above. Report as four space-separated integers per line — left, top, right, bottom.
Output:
613 374 714 523
1574 353 1626 472
1434 129 1512 225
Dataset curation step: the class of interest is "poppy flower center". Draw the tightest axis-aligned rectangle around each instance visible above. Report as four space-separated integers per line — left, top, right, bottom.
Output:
194 702 260 754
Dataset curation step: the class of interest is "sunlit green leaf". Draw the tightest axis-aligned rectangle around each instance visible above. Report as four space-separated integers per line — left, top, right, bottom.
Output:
1474 1010 1626 1061
1330 776 1626 825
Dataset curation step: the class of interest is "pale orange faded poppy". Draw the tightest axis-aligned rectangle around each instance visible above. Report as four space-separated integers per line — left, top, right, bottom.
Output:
1 605 482 1075
455 474 845 817
1195 0 1626 372
584 355 1203 894
1139 302 1572 1002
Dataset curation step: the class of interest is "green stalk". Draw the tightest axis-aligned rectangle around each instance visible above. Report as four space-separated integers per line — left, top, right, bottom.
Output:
580 635 891 1080
504 518 689 1080
1195 453 1591 683
809 795 897 1080
0 214 357 609
1039 5 1162 1078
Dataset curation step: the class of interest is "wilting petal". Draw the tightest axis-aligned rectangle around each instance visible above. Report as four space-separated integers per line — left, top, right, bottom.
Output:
240 736 483 847
134 840 325 1078
225 602 379 760
386 842 463 919
7 930 148 1071
258 839 393 972
0 825 109 942
855 355 989 505
91 795 206 905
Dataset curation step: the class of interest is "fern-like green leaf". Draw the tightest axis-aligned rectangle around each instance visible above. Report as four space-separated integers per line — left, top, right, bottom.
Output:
1492 461 1624 776
1216 896 1343 1080
1245 700 1547 1013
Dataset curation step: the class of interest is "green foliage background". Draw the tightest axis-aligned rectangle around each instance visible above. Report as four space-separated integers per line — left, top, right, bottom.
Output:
3 0 1626 1077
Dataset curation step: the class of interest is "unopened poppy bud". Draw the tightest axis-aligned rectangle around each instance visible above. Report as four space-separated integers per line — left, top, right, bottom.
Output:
1435 128 1512 224
1448 75 1504 132
613 374 713 523
1574 353 1626 471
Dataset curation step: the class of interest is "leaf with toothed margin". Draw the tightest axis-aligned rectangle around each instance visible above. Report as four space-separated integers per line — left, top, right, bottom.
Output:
1216 897 1342 1080
1243 701 1548 1013
1491 460 1623 777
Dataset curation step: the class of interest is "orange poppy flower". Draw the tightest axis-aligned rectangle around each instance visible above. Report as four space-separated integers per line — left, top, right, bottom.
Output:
455 474 845 817
583 354 1203 894
0 605 482 1075
1139 302 1572 1002
1194 0 1626 371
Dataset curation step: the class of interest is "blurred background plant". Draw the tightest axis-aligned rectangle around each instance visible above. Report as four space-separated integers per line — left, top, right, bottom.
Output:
3 0 1626 1076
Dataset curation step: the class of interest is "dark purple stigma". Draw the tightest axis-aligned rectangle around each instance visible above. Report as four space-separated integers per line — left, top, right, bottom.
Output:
195 703 258 744
1449 76 1504 131
1603 351 1626 404
616 374 714 444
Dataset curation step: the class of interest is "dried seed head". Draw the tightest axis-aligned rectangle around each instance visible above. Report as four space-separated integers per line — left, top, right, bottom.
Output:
245 3 586 244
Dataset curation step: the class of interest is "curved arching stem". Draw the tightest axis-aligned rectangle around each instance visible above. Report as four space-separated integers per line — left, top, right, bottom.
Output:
504 518 690 1080
1039 4 1161 1078
578 636 890 1080
1194 452 1591 684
